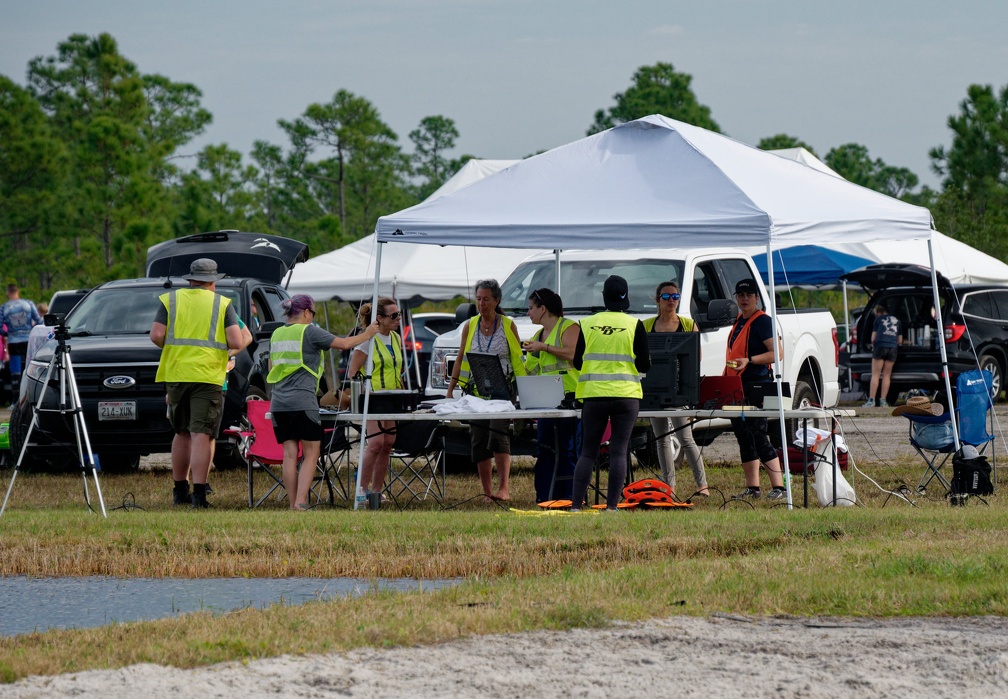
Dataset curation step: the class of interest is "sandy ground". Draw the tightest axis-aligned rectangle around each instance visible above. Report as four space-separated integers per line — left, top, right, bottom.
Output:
3 615 1007 698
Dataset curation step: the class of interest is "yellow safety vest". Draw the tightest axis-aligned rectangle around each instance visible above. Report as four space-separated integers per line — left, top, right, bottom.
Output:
457 315 526 397
267 323 324 389
155 288 230 385
524 317 580 394
643 315 695 333
576 311 641 400
368 331 405 390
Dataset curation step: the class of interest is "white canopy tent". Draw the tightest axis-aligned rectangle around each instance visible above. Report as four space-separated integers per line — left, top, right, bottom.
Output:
361 115 941 508
288 159 536 304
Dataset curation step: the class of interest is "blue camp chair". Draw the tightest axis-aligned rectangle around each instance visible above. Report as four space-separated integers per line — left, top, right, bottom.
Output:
904 369 996 495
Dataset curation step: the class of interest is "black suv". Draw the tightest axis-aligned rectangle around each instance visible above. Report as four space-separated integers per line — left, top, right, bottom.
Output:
842 263 1006 403
10 231 308 471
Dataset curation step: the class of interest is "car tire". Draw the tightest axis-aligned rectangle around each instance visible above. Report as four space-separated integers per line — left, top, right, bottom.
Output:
979 354 1003 402
99 453 141 474
769 380 820 449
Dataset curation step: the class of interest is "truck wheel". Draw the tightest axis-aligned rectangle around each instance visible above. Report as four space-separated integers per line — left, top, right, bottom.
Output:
99 453 141 474
769 380 820 449
979 354 1003 401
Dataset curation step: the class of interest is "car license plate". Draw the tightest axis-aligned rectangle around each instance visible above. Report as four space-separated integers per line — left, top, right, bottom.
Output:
99 401 136 421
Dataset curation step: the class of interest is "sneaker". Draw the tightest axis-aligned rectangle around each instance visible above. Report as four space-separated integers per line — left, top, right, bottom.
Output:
879 400 890 408
766 488 787 501
862 400 876 408
733 486 761 500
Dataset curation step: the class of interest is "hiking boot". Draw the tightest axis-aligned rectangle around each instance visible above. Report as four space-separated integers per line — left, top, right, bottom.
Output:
172 482 191 506
191 485 209 510
733 486 761 500
766 487 787 501
862 400 876 408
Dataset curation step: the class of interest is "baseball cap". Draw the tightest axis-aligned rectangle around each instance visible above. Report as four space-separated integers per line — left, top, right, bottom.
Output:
735 278 759 295
603 275 630 311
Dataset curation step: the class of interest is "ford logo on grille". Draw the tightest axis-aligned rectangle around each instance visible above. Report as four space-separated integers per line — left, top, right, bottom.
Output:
103 375 136 389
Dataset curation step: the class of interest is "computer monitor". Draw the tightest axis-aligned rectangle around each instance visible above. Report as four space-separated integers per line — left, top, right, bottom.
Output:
464 351 514 402
640 332 700 409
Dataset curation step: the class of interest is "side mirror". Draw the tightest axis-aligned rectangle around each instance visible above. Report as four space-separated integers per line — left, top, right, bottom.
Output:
705 299 738 327
455 302 477 324
257 320 284 340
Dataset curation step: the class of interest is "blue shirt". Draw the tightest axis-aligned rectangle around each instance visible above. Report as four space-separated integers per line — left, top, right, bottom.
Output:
1 298 42 344
872 314 901 348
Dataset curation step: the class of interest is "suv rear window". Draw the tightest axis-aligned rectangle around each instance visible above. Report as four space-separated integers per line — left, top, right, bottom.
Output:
860 288 951 347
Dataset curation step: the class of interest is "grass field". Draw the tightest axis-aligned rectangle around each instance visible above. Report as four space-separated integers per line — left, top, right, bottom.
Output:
1 452 1005 682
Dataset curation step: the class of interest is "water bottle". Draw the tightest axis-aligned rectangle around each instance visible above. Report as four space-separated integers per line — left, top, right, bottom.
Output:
354 486 367 510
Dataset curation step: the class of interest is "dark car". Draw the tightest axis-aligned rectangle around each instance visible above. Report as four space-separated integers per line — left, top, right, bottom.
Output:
47 289 91 316
10 231 308 472
842 263 1006 403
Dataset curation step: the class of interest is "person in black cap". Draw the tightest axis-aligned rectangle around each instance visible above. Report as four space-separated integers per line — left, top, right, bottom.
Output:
724 278 787 501
569 275 650 510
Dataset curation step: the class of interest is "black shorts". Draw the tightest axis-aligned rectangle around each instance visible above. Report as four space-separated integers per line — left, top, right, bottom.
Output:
872 346 898 362
271 410 323 443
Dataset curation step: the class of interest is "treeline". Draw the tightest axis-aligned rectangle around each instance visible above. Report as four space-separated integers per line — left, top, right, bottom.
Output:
2 36 1006 301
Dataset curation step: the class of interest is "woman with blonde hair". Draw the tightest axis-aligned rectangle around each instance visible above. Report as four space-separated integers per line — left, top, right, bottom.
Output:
348 297 405 499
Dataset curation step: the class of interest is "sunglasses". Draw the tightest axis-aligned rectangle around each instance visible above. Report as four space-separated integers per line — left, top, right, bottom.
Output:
380 311 401 320
659 292 681 301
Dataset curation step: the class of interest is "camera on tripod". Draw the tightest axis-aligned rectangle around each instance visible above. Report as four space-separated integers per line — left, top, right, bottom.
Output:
43 313 70 341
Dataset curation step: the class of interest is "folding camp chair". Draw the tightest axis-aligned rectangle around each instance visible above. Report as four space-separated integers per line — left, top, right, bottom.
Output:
384 420 446 508
955 369 997 486
904 369 996 496
317 421 359 503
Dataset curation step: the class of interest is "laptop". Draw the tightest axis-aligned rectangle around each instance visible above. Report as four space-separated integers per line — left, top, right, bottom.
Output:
516 374 566 409
464 351 514 401
697 375 745 410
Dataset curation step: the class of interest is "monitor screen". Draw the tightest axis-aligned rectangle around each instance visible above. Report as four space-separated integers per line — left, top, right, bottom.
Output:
640 332 700 409
464 351 514 402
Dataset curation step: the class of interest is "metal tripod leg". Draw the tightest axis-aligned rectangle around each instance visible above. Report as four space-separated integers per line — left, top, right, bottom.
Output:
0 340 106 517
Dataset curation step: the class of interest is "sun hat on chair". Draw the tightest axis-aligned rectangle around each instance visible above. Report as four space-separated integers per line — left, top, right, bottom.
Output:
891 396 944 417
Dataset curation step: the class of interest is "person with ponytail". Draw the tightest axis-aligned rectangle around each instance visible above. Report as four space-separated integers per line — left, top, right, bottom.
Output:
348 298 405 500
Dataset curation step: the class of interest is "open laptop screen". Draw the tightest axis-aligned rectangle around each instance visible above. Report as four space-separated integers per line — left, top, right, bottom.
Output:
464 351 514 402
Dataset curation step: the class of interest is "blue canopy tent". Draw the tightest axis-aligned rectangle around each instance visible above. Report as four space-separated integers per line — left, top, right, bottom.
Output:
752 245 875 289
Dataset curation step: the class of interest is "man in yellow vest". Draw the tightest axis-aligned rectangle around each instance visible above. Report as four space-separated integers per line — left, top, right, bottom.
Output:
150 258 248 508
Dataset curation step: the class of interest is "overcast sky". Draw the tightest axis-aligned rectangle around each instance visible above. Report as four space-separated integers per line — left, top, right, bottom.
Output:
3 1 1006 190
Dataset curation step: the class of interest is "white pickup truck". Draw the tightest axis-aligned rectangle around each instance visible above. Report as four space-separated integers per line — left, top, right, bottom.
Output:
427 248 840 448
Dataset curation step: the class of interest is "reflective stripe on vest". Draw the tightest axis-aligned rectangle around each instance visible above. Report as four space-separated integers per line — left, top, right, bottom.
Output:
267 323 323 387
576 311 641 400
524 318 580 394
370 331 405 390
155 288 230 384
458 315 526 397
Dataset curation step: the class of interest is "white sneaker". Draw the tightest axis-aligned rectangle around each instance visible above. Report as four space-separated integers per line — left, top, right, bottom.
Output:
862 400 876 408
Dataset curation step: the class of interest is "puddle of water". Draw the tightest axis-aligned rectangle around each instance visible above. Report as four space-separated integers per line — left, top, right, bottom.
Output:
0 576 459 637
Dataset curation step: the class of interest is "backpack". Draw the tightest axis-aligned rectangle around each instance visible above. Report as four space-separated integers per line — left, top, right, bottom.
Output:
950 452 994 497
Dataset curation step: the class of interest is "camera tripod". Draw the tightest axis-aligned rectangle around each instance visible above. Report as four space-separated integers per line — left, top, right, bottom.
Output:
1 321 107 517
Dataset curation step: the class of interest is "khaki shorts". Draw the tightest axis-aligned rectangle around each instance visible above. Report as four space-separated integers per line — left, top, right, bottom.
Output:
470 419 511 462
167 382 223 436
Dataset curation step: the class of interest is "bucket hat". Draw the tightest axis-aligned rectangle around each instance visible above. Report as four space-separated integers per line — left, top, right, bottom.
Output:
185 258 225 282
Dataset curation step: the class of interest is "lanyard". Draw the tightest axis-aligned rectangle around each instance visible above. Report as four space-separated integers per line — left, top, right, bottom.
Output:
475 315 499 353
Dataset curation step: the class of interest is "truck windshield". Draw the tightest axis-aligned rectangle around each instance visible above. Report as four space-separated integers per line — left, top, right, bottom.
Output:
499 258 686 315
65 287 241 335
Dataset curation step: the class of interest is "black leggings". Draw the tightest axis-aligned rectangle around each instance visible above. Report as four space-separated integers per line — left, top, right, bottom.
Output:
571 397 640 509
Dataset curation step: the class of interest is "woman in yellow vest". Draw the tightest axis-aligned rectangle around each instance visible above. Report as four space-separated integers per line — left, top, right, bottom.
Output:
267 294 378 510
522 287 580 502
724 278 786 501
570 275 651 510
645 281 709 498
348 298 405 501
446 279 526 502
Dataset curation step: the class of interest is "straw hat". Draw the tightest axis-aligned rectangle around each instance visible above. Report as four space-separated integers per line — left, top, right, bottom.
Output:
891 396 944 417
